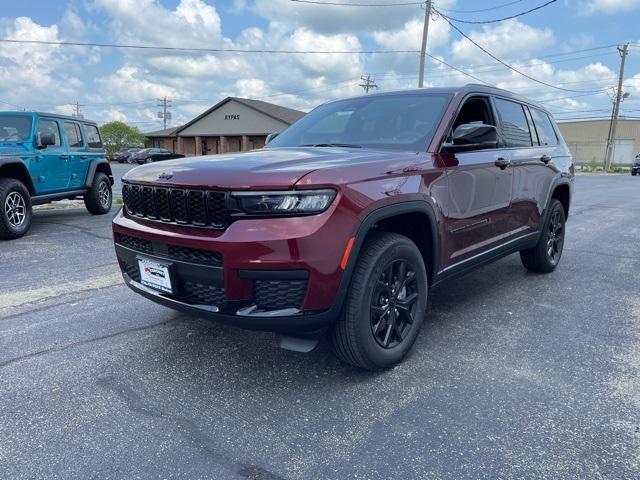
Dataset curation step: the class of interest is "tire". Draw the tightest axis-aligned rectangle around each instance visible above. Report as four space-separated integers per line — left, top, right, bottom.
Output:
0 178 33 240
632 171 637 176
520 199 566 273
329 232 428 371
84 172 112 215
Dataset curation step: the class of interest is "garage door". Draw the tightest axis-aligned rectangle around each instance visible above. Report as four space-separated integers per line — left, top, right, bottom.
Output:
612 139 635 165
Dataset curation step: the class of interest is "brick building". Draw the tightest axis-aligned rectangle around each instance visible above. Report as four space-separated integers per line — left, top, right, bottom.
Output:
145 97 305 156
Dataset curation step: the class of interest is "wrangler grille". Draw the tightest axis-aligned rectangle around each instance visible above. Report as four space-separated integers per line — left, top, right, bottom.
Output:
122 183 228 229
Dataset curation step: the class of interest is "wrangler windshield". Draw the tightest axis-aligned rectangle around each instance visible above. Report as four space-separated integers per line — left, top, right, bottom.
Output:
0 116 32 142
268 94 451 151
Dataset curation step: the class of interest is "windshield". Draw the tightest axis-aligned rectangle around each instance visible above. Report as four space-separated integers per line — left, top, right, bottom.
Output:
0 115 32 142
268 93 451 151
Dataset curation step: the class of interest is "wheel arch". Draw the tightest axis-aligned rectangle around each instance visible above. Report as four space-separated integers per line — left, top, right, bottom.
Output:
85 159 114 188
0 159 35 195
349 201 439 285
551 182 571 219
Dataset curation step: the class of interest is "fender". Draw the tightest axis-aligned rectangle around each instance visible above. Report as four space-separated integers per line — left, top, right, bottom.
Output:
329 200 439 317
84 158 114 188
543 175 573 220
0 157 36 193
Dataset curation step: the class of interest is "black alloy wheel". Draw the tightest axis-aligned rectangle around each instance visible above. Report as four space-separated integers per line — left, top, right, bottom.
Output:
370 259 419 349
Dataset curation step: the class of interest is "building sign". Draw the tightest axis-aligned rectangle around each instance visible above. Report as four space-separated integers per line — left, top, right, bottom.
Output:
225 114 240 120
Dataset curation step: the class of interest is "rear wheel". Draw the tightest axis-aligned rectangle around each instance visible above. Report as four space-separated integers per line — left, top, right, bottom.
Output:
0 178 33 240
84 172 112 215
520 199 566 273
329 232 428 371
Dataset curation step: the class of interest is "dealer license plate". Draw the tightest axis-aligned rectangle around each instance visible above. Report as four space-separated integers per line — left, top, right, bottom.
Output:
138 257 174 294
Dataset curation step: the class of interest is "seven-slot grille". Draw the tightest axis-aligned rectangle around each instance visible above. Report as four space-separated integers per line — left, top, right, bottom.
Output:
122 183 227 229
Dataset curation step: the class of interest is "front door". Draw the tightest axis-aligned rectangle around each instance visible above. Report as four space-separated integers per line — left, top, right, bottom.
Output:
36 118 68 194
441 96 514 266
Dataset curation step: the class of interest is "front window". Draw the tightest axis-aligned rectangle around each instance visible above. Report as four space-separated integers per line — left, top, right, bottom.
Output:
268 94 452 151
0 115 32 142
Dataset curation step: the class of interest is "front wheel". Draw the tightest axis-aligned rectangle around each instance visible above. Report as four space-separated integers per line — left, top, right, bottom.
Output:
84 172 112 215
520 199 566 273
329 232 428 371
0 178 33 240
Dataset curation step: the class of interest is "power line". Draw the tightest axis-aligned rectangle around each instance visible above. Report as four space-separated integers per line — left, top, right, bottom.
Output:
438 0 557 24
436 13 607 94
435 0 525 14
0 38 418 55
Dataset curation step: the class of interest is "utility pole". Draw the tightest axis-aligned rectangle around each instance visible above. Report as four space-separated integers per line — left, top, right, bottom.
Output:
418 0 432 88
73 101 84 118
604 43 629 171
157 96 172 129
359 74 378 93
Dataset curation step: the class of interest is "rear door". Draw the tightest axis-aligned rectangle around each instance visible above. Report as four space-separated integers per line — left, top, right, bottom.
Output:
63 121 89 189
36 117 68 193
81 123 105 180
492 97 548 236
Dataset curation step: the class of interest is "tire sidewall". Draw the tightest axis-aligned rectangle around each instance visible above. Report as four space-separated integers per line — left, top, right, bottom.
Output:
541 200 566 268
350 240 428 369
0 180 32 238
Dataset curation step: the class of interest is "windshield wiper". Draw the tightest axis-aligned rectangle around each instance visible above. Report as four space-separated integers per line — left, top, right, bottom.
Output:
301 143 362 148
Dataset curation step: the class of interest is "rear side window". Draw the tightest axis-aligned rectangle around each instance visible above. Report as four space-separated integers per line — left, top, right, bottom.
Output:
83 124 102 148
530 108 558 146
494 98 533 147
37 119 61 146
64 122 83 148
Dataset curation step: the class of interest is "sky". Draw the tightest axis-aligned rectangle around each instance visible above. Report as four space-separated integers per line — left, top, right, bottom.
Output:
0 0 639 132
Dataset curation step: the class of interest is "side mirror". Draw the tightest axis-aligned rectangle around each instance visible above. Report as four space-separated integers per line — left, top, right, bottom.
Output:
442 124 498 153
37 132 56 149
265 132 279 145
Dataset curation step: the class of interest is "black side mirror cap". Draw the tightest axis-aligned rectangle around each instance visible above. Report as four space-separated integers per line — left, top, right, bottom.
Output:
442 123 499 153
37 132 56 149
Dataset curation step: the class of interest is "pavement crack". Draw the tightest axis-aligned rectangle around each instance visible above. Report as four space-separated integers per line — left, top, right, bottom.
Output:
36 220 113 241
0 318 180 369
96 375 288 480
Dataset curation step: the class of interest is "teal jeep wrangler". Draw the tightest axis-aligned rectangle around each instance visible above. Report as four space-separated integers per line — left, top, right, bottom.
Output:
0 112 113 240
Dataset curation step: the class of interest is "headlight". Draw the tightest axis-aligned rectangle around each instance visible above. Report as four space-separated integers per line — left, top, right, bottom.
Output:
232 189 336 215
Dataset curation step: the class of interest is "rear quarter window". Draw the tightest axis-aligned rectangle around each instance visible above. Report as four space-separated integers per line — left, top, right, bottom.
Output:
530 108 558 146
82 124 103 148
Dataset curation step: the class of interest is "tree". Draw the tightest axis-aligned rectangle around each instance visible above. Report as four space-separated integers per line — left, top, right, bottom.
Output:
100 121 146 160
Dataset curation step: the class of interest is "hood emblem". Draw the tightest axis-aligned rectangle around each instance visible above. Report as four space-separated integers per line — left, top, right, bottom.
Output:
158 172 173 180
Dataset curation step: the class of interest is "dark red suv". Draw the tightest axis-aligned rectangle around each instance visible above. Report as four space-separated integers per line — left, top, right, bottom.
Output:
113 84 573 370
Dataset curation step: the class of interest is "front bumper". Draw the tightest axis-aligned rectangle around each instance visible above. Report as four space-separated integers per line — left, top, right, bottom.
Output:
112 202 357 334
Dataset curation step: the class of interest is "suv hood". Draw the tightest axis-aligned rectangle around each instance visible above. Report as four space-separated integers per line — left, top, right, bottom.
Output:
123 146 416 190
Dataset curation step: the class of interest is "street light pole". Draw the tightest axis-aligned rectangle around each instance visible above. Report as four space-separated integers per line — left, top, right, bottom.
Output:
418 0 432 88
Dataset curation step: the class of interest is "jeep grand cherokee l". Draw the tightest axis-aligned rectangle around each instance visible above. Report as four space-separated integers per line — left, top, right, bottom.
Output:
113 85 573 370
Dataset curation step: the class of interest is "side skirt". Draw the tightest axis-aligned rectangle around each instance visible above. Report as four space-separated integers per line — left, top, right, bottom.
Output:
432 232 540 288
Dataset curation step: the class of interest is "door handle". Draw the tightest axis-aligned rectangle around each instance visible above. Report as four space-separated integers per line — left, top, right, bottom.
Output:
80 155 89 159
494 157 511 169
540 155 552 164
59 155 70 160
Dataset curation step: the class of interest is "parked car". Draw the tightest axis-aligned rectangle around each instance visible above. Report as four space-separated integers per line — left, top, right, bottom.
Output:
0 112 113 240
113 85 573 370
114 147 141 163
132 148 184 164
632 154 640 176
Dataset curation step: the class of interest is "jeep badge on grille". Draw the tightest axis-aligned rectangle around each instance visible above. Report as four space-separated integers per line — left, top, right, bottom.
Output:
158 172 173 180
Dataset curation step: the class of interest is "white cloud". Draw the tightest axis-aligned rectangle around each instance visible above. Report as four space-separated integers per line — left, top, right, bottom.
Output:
583 0 640 14
451 19 555 64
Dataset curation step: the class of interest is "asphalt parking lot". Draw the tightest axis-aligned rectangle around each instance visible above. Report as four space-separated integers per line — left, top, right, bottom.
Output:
1 174 638 479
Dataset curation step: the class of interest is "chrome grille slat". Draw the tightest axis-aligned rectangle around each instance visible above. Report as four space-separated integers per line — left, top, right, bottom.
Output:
122 183 228 230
